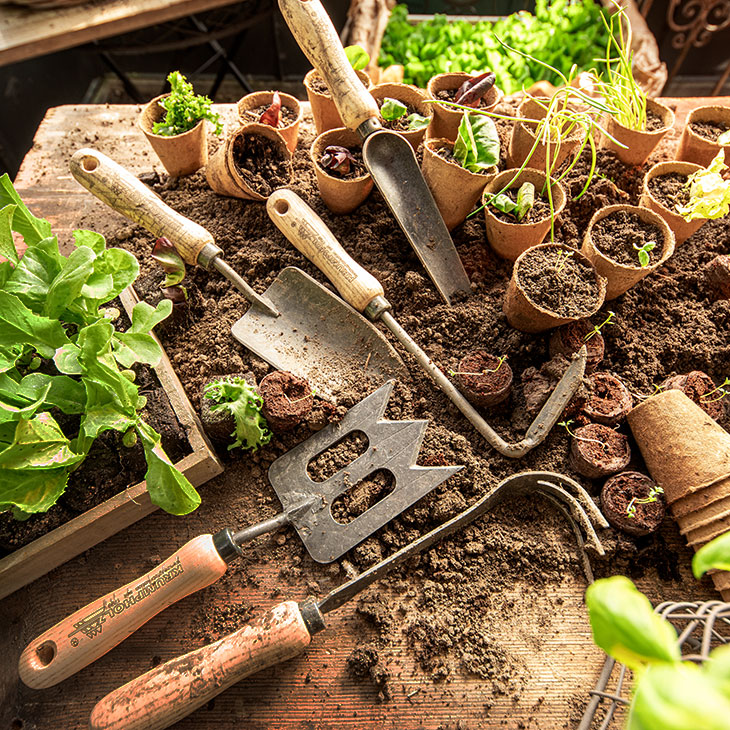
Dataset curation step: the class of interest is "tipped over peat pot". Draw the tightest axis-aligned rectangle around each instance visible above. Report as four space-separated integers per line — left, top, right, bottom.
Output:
452 351 513 408
662 371 727 423
503 243 606 333
482 168 566 261
139 94 208 177
259 371 314 432
676 105 730 167
206 123 293 201
582 372 633 426
370 82 432 150
581 204 675 300
304 68 372 135
549 319 605 373
422 138 496 231
310 127 373 214
569 423 631 479
601 471 665 537
237 91 302 154
599 98 675 167
426 71 502 141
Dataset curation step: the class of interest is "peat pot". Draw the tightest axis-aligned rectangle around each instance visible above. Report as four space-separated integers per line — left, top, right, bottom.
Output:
370 82 432 150
237 91 302 154
676 105 730 167
304 68 372 135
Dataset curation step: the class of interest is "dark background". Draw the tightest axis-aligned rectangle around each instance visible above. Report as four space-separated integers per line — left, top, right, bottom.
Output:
1 0 728 177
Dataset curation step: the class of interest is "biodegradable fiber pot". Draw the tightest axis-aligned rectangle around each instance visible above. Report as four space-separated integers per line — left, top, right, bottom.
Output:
453 351 513 408
569 423 631 480
304 68 371 135
483 168 566 261
206 123 292 201
237 91 302 154
549 319 604 373
599 98 675 167
138 94 208 177
503 243 607 333
310 128 373 215
601 471 665 537
581 204 675 300
422 138 495 231
370 82 432 150
676 105 730 168
507 96 583 172
640 161 706 245
426 72 502 142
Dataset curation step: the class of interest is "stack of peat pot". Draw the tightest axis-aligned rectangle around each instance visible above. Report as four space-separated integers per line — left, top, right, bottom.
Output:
628 390 730 599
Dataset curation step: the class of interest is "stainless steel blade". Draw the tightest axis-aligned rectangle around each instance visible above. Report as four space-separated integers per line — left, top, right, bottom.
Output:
230 267 406 402
362 130 472 305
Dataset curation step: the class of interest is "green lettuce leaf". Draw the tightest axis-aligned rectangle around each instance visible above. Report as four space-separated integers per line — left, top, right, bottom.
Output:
0 291 71 358
112 332 163 369
0 173 52 246
0 412 82 470
0 466 70 517
0 204 18 265
453 112 500 173
4 236 65 310
45 245 97 319
693 531 730 577
676 150 730 222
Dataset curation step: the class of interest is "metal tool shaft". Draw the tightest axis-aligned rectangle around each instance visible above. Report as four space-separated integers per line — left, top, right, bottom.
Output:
212 257 279 317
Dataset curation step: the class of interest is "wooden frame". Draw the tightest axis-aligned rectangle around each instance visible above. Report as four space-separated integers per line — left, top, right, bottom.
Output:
0 287 223 601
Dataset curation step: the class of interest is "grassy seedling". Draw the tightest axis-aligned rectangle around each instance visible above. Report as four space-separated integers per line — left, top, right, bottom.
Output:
700 377 730 403
634 240 656 268
555 249 573 273
284 386 317 405
630 383 665 401
584 311 615 342
449 355 507 378
558 419 608 450
626 486 664 518
152 71 222 137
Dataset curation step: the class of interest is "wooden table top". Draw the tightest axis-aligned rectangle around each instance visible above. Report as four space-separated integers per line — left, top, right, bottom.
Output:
0 98 726 730
0 0 243 67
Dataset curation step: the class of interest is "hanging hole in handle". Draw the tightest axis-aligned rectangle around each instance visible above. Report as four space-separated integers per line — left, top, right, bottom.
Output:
81 155 99 172
35 640 56 666
273 199 289 215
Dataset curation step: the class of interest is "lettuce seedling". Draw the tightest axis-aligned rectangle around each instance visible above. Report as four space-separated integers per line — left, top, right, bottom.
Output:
344 44 370 71
259 91 282 128
152 71 222 137
453 111 500 174
203 376 271 451
633 240 656 268
320 145 358 177
676 150 730 222
151 237 187 304
379 97 430 131
454 71 496 108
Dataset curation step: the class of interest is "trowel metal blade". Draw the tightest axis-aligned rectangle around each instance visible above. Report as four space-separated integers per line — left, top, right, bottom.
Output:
231 267 406 401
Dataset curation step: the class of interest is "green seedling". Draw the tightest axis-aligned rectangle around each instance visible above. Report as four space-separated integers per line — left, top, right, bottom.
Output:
151 237 187 304
584 311 615 342
700 377 730 403
487 182 534 221
449 355 506 378
634 240 656 268
379 97 430 131
152 71 222 137
453 111 500 173
344 44 370 71
555 248 573 273
718 129 730 145
558 419 609 450
626 486 664 518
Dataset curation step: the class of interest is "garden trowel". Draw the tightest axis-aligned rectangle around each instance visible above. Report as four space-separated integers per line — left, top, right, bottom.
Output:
278 0 471 306
19 382 461 689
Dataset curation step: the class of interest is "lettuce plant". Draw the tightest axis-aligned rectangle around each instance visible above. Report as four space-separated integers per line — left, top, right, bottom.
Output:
676 150 730 222
585 530 730 730
379 97 430 131
0 176 200 518
344 45 370 71
152 71 222 137
151 237 187 304
453 111 500 173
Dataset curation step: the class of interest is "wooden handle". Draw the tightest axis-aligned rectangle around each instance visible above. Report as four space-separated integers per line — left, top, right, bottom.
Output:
278 0 379 130
18 535 227 690
89 601 312 730
267 189 383 312
69 148 216 265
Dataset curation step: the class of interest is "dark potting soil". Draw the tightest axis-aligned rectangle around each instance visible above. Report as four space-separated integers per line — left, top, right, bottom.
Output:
435 87 495 110
591 209 664 267
316 145 367 180
648 171 690 208
308 72 369 98
259 370 313 432
517 247 602 317
231 133 292 196
90 108 728 699
375 98 422 132
690 119 730 142
489 189 551 224
644 107 667 132
240 103 298 127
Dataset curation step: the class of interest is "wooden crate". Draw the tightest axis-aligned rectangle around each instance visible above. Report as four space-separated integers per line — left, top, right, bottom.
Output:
0 286 223 600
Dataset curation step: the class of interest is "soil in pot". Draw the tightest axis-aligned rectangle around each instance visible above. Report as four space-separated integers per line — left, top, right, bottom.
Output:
549 319 605 373
231 133 291 197
434 87 497 110
241 104 298 127
259 370 314 432
601 471 666 537
375 98 421 132
690 120 730 142
647 172 690 209
645 107 668 132
569 422 631 479
316 145 368 180
590 209 665 267
662 370 727 423
452 351 513 408
582 372 633 425
516 246 604 319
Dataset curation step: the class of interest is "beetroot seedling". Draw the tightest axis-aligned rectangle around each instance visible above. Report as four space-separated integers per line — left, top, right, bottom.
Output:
454 71 496 108
320 145 358 177
259 91 282 128
151 237 187 304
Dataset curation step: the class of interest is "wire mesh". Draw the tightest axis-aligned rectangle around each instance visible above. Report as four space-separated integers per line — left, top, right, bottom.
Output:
577 600 730 730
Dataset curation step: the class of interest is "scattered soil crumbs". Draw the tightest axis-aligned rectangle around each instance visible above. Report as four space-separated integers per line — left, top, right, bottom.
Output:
517 246 602 317
231 132 291 195
591 209 664 266
648 171 690 208
690 119 730 142
68 103 727 723
241 103 298 127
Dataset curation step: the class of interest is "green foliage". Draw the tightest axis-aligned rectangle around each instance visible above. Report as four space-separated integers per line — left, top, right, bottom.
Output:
379 0 611 93
676 151 730 222
344 45 370 71
203 376 271 451
586 573 730 729
693 531 730 578
453 112 500 174
584 311 615 341
634 240 656 268
152 71 222 137
488 182 535 221
0 174 200 518
379 97 430 131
